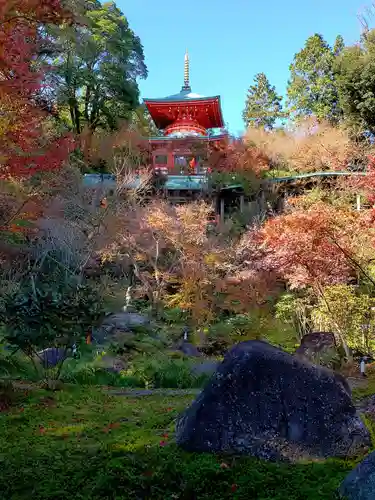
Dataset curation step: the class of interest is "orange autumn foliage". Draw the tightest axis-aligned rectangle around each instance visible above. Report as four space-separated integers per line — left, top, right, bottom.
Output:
259 202 371 290
100 200 277 324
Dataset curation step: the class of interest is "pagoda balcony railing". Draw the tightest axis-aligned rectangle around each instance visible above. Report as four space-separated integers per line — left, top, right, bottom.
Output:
82 173 209 191
154 165 208 176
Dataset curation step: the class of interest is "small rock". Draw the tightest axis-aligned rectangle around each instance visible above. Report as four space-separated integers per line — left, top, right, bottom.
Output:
339 450 375 499
176 341 202 358
98 355 127 373
38 348 70 368
295 331 340 368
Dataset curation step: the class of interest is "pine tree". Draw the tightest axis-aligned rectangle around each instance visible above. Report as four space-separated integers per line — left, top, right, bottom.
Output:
242 73 283 130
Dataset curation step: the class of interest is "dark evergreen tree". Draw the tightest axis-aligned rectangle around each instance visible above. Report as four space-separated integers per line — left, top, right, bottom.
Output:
242 73 283 130
287 34 342 124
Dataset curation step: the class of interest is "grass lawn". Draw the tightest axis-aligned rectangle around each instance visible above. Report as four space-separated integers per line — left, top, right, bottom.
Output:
0 385 360 500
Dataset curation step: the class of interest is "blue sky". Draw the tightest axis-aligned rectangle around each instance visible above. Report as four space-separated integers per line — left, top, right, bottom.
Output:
120 0 368 136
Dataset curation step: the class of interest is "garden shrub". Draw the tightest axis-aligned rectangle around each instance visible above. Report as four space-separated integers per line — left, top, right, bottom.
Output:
202 312 297 355
125 354 211 389
0 345 39 381
59 350 210 389
0 278 106 386
0 379 16 411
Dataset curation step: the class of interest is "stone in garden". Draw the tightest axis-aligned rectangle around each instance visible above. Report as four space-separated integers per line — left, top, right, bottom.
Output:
339 450 375 500
93 312 150 344
99 355 127 373
102 312 149 329
176 341 202 358
38 347 69 368
294 331 340 368
176 340 370 462
295 331 336 353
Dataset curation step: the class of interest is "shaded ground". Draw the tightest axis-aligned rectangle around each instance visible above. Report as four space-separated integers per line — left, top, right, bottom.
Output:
108 388 201 397
12 376 370 397
347 377 368 392
0 385 365 500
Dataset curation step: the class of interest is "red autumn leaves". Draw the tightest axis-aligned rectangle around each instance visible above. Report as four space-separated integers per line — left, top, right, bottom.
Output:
102 421 121 433
159 432 169 447
259 201 370 291
0 0 75 179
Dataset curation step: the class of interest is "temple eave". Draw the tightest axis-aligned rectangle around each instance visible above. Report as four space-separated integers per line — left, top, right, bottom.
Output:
143 95 221 104
147 133 227 142
145 106 224 131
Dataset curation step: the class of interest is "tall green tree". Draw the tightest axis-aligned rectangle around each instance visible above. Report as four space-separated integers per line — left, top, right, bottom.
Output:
45 0 147 134
287 34 342 124
242 73 283 130
129 104 161 137
333 35 345 56
335 29 375 134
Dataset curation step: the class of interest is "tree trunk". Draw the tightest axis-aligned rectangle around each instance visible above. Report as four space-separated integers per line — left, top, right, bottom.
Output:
151 289 163 319
123 286 133 312
69 97 80 134
338 332 351 361
84 84 91 122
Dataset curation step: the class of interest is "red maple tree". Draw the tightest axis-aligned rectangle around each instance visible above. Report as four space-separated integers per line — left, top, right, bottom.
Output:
259 202 359 291
208 137 269 177
0 0 75 179
356 155 375 205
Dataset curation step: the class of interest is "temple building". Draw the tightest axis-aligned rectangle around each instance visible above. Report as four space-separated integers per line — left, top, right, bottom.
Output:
144 51 227 179
84 52 255 218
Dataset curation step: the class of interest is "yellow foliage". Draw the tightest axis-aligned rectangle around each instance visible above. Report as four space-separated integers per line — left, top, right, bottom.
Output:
204 253 220 266
245 118 368 173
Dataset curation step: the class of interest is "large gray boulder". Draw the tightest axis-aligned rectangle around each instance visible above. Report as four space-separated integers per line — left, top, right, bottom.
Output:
339 451 375 499
176 340 369 462
93 312 150 345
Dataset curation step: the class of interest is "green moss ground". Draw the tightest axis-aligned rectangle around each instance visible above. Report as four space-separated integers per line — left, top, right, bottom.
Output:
0 385 361 499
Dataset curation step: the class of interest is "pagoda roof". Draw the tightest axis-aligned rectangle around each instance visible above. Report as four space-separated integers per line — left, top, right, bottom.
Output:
144 89 212 103
147 133 227 142
143 51 225 131
143 93 224 130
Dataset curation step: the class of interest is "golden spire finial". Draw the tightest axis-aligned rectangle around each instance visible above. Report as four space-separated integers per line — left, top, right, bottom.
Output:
183 49 191 91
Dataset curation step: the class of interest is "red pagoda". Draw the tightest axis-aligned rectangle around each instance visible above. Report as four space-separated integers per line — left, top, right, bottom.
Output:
143 51 227 178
